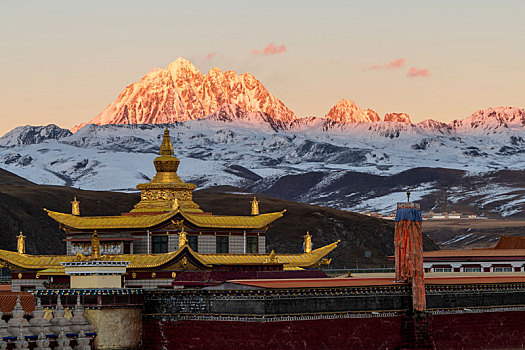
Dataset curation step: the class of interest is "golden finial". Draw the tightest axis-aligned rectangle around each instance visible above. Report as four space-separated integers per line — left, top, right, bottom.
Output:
91 231 101 260
17 231 26 254
265 250 278 263
159 128 174 156
406 190 411 203
304 231 313 253
172 198 180 211
71 197 80 216
251 197 259 216
178 226 188 249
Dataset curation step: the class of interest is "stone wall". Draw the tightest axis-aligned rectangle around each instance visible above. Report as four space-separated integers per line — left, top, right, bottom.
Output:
85 308 141 350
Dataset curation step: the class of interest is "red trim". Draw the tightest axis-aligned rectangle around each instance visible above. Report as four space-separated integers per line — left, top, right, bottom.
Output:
63 238 142 242
425 257 525 262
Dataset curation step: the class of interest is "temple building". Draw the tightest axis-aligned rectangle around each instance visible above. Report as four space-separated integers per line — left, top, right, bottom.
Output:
46 129 284 256
0 129 339 291
423 235 525 273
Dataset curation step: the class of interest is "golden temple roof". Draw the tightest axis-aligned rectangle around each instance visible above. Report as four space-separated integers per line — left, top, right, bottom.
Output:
0 241 339 271
45 209 285 230
45 209 178 230
198 241 340 269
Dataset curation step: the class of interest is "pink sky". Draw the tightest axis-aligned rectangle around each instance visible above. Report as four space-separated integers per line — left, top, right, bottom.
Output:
0 1 524 136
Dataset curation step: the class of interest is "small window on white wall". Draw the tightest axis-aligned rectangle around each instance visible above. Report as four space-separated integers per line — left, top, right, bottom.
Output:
434 267 452 272
493 267 512 272
463 267 482 272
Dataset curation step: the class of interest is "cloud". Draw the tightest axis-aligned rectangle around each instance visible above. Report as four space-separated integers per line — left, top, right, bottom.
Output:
251 43 286 56
406 67 431 78
204 52 216 60
369 58 405 70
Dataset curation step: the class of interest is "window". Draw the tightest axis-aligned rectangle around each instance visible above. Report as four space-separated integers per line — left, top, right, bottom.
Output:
188 236 198 252
216 236 229 253
494 267 512 272
246 236 258 254
463 267 481 272
434 268 452 273
152 236 168 253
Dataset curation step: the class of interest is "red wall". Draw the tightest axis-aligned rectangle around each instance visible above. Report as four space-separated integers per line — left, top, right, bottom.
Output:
142 311 525 349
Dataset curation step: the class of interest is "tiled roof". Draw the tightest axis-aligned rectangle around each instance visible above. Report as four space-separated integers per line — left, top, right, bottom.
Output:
0 241 339 271
494 235 525 249
45 209 285 230
423 249 525 259
199 241 340 269
228 275 525 289
0 292 34 314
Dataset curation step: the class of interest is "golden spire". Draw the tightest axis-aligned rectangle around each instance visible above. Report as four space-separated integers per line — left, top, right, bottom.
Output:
17 231 26 254
91 231 101 260
251 197 259 216
71 197 80 216
178 226 188 249
159 128 174 156
304 231 313 253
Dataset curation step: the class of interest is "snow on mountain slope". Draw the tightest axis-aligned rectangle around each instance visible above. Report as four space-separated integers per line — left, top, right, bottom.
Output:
72 58 297 132
1 106 525 217
0 125 72 147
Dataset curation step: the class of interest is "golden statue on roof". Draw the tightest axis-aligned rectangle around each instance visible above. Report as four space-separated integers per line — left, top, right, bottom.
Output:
251 197 259 216
17 232 25 254
304 231 313 253
71 197 80 216
91 231 101 260
178 227 188 249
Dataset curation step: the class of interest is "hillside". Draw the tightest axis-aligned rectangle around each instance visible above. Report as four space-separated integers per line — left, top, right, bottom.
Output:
0 170 438 268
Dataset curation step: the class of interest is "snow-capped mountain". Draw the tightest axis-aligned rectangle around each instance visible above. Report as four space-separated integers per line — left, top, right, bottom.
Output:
451 107 525 135
324 99 381 124
1 57 524 217
72 58 296 132
1 105 524 217
0 124 72 147
384 113 411 123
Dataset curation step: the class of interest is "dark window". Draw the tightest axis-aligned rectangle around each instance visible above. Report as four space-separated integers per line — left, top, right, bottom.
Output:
123 242 131 254
246 236 258 254
152 236 168 253
216 236 229 253
188 235 198 252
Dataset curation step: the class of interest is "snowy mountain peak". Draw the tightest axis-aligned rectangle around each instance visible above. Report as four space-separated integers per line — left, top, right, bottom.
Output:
325 99 379 123
71 57 297 133
0 124 72 147
384 113 411 123
452 107 525 134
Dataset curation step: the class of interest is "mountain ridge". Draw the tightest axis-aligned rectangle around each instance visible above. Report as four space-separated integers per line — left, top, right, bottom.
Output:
67 57 524 135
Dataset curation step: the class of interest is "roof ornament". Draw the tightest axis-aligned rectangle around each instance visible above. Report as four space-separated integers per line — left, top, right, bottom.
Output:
303 231 313 253
178 226 188 249
406 190 411 203
159 128 174 156
265 250 278 264
17 231 25 254
251 197 259 216
172 198 180 211
71 197 80 216
91 231 101 260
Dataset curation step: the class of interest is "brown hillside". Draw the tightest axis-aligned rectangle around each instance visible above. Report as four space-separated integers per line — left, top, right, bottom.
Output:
0 170 438 268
